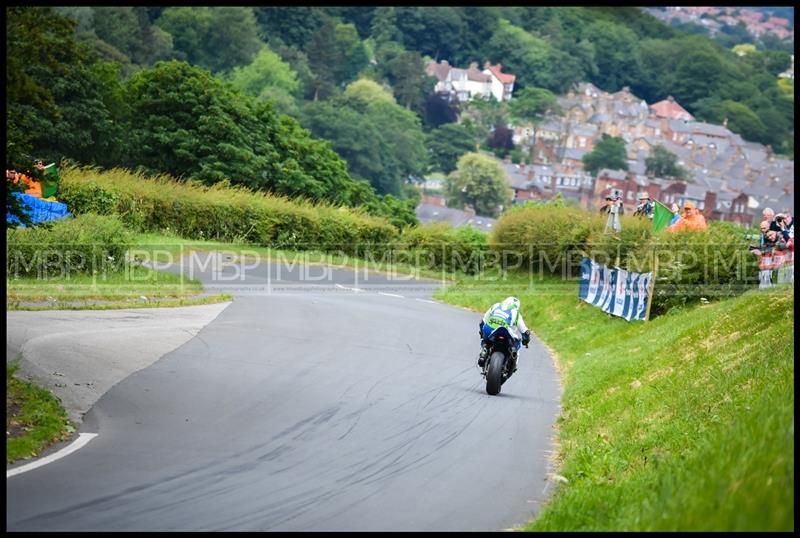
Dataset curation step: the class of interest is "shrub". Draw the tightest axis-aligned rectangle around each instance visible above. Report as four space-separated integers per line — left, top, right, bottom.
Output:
395 223 489 274
6 214 130 277
490 205 597 276
630 222 759 314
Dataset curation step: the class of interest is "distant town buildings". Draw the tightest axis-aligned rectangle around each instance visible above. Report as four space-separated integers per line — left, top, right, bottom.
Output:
642 6 794 41
502 81 793 226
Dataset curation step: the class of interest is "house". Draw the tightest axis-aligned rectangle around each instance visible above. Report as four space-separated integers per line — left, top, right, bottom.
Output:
566 123 598 151
483 63 515 102
650 96 694 121
425 60 516 103
592 169 647 210
503 163 546 202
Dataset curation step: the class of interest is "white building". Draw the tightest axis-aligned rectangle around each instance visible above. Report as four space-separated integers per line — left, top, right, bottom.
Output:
426 60 516 102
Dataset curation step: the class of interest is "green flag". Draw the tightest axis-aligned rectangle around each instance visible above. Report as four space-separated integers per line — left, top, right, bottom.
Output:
652 200 673 233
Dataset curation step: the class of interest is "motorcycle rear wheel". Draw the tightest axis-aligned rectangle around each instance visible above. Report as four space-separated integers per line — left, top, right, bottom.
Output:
486 351 506 395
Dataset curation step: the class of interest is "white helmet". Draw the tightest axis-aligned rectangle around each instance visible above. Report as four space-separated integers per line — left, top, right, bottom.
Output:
501 296 520 311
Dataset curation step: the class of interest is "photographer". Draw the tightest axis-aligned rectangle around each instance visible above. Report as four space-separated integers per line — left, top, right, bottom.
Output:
599 191 624 215
633 193 654 219
774 212 793 242
600 190 623 233
750 221 787 289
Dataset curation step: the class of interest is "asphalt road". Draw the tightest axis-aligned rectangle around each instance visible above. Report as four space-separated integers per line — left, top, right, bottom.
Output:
7 253 561 531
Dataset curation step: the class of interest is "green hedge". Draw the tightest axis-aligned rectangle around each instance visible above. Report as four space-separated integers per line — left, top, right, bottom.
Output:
631 223 760 314
395 223 488 274
58 166 398 256
6 214 130 277
489 205 599 276
489 206 762 314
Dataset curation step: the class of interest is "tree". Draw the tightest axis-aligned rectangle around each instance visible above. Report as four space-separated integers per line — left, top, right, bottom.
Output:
459 97 508 137
121 60 362 205
486 19 552 91
333 22 369 87
252 7 328 50
305 19 339 100
582 134 628 176
7 7 126 167
487 124 514 157
427 123 480 174
394 7 466 61
301 79 428 196
384 50 431 111
370 7 402 47
229 46 301 115
584 19 641 92
507 86 559 161
423 93 459 129
445 153 513 217
155 7 261 73
645 145 688 179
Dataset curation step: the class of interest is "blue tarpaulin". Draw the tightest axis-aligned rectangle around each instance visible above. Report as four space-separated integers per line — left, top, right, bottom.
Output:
6 192 71 226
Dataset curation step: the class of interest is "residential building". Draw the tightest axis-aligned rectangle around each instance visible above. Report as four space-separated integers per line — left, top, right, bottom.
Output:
425 60 516 103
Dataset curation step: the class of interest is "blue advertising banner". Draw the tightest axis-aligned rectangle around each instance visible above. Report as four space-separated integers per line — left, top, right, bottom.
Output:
579 257 652 321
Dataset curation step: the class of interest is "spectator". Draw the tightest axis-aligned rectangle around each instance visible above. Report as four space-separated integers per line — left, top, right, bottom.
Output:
633 193 654 219
774 212 793 242
762 207 781 233
600 191 623 233
669 202 681 226
599 191 624 215
750 221 788 289
667 201 707 232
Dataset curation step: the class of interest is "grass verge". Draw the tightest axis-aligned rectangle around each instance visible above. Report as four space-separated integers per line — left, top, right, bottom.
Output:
6 363 73 465
435 274 793 531
7 263 231 310
132 232 455 283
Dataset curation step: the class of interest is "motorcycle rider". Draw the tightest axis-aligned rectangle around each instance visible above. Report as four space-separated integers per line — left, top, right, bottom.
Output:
478 296 531 372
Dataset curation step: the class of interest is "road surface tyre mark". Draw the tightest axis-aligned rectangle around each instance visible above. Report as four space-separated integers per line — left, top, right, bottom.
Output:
12 458 226 527
341 415 442 485
335 402 377 441
211 485 341 531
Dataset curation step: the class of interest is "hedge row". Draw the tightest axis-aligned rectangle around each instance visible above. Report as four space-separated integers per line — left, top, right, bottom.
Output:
7 214 130 277
58 165 399 256
489 205 761 313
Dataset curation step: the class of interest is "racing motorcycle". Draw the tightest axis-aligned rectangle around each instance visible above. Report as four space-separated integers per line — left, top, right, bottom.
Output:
480 326 526 395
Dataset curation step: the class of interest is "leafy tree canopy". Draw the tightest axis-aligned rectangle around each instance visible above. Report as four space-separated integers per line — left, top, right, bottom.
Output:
582 134 629 176
445 152 513 217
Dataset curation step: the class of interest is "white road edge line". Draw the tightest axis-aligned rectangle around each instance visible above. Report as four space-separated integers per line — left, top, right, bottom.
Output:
415 298 437 304
378 292 404 298
335 284 364 293
7 433 98 478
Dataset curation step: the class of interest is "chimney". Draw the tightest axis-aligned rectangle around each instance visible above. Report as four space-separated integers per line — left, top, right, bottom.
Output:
667 95 675 103
766 144 774 160
723 117 728 128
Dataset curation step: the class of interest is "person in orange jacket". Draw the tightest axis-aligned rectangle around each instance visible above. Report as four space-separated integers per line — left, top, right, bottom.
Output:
7 169 43 198
667 201 707 232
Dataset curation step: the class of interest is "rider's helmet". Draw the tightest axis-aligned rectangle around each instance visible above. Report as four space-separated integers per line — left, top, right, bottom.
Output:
501 296 520 311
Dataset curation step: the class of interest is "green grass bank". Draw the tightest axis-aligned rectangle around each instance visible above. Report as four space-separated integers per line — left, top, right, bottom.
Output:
435 274 793 531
